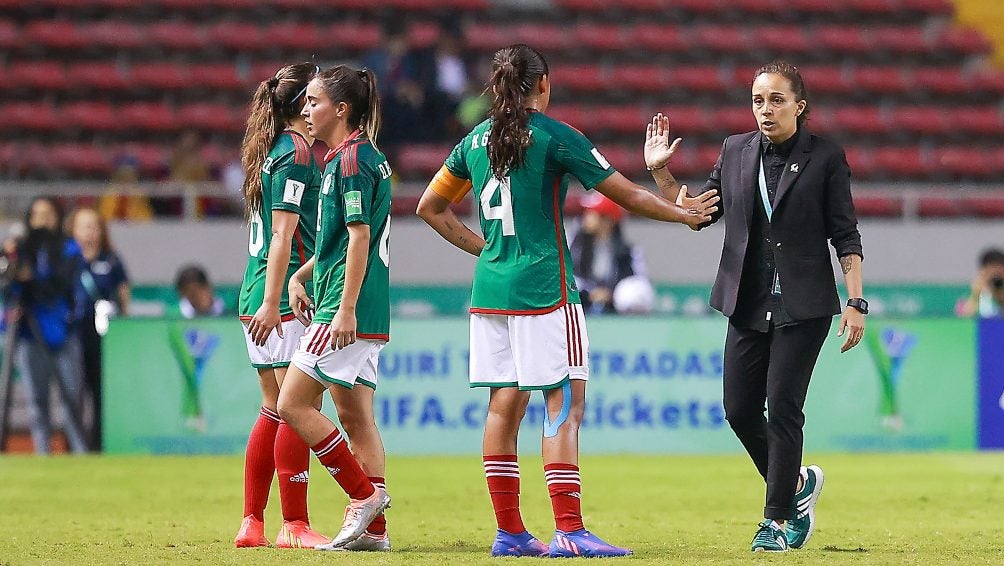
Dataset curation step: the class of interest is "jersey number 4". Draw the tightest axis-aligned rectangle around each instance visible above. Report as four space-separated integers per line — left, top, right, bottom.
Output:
480 175 515 236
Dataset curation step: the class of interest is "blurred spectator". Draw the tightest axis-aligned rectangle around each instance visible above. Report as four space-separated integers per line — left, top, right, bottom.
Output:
570 193 651 314
67 207 130 450
175 264 225 318
957 248 1004 318
2 197 89 454
170 131 210 183
99 155 154 221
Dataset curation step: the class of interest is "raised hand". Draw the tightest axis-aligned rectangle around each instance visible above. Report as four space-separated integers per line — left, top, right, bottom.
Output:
644 113 682 171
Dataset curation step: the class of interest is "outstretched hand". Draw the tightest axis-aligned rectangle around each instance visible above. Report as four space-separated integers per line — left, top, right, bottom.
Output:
644 113 682 171
675 184 719 230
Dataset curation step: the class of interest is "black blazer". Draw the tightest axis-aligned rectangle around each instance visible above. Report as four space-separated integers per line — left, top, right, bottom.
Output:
702 129 862 321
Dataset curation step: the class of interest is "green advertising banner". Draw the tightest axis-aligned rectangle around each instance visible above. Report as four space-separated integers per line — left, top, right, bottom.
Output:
103 317 976 455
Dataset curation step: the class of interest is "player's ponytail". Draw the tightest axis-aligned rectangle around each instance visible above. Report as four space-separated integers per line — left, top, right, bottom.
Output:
315 65 382 149
487 44 548 180
240 62 318 219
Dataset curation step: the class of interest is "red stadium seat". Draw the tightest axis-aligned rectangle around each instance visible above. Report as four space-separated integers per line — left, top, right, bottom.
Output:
407 21 441 49
900 0 952 14
463 23 509 50
872 147 931 179
148 21 207 50
931 147 991 179
8 62 68 90
817 26 870 54
912 68 969 95
327 22 381 50
659 106 712 135
890 106 949 135
797 66 851 94
512 24 571 52
693 25 747 54
871 27 928 54
62 102 120 131
694 144 726 175
67 62 129 91
590 105 649 133
83 21 144 50
846 0 898 15
843 147 876 178
121 103 177 131
966 196 1004 218
188 63 246 90
0 19 19 50
177 103 240 133
667 66 725 92
632 24 687 53
854 67 909 94
249 61 288 84
550 64 605 92
265 22 323 51
753 26 811 54
936 26 991 56
2 102 60 131
831 107 885 135
730 0 787 16
207 21 263 51
955 107 1004 136
710 107 754 134
122 143 168 175
852 194 902 218
24 20 89 50
130 63 191 90
545 106 587 130
917 196 966 217
397 144 452 176
51 143 113 175
611 66 669 92
574 23 629 51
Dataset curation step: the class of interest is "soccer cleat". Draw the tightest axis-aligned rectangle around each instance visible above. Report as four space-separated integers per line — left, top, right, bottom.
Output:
342 531 392 552
786 464 825 549
275 520 331 549
315 487 391 550
234 515 269 548
490 529 549 557
548 529 632 558
751 520 789 552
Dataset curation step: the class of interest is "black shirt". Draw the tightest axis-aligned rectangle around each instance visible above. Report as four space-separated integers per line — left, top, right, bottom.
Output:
731 129 800 331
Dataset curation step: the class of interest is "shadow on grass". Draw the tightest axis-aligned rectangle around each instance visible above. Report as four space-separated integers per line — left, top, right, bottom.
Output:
395 540 485 553
821 545 869 553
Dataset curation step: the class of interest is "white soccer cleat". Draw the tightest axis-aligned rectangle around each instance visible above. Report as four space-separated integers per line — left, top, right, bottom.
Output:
342 531 391 552
315 487 391 551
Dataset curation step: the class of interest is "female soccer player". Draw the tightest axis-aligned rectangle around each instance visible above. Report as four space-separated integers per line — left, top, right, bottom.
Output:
234 62 329 549
277 65 392 552
416 44 718 558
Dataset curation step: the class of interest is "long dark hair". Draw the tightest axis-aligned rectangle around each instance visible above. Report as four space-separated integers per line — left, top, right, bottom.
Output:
753 61 810 125
314 65 381 148
241 62 317 218
486 44 549 180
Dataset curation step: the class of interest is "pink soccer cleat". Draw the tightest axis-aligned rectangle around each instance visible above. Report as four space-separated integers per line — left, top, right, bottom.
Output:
234 515 269 548
275 520 331 549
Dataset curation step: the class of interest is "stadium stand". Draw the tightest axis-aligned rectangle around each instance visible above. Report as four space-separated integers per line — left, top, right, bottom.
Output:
0 0 1001 217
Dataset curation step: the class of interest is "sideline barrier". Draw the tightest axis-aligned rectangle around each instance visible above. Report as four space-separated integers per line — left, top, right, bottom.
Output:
104 317 984 455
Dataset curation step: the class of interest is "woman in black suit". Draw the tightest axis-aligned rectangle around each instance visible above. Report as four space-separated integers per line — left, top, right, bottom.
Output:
642 62 866 553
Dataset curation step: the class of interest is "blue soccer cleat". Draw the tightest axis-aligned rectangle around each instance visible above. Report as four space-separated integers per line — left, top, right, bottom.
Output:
548 529 632 558
491 529 550 557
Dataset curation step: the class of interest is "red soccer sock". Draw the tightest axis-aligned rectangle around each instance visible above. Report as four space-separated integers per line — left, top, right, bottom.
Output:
310 429 375 501
243 406 281 521
366 476 387 535
484 455 526 534
275 420 310 524
545 463 584 532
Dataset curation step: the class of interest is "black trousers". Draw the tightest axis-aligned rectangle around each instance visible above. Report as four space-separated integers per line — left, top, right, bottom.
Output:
722 317 830 520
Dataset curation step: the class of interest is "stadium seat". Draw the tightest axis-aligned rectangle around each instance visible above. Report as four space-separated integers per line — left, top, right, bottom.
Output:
667 66 725 92
574 23 630 51
207 21 263 51
611 66 669 93
854 66 909 93
148 21 207 50
326 22 381 50
407 21 441 49
633 24 688 53
753 25 811 54
852 194 902 217
67 62 129 91
936 26 991 56
177 103 241 133
51 143 113 175
0 19 18 50
8 62 68 90
817 26 870 54
62 101 122 131
463 23 510 50
843 147 877 178
188 63 246 90
123 143 168 175
2 102 61 131
693 26 747 54
966 196 1004 218
832 107 885 135
900 0 952 15
24 20 89 50
397 144 452 176
912 68 969 95
955 107 1004 136
793 65 850 94
871 26 928 54
83 21 145 50
130 63 191 90
890 106 948 135
710 107 754 134
265 22 323 51
121 103 178 131
872 147 930 178
512 24 571 52
931 147 991 180
550 64 606 92
917 195 966 217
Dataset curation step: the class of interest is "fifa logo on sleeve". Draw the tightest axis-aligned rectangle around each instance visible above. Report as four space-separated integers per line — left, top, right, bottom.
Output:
865 326 917 432
167 325 221 433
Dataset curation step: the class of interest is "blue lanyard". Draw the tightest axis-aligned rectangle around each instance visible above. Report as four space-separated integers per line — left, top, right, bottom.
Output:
757 155 773 221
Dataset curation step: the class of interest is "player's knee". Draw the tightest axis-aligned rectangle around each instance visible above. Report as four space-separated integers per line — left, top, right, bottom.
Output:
337 407 371 438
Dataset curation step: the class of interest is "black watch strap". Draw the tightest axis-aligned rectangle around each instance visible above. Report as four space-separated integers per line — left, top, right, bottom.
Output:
847 298 869 314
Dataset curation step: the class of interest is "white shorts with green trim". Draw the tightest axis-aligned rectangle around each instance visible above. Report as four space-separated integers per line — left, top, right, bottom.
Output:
241 317 308 369
290 323 384 390
469 303 589 390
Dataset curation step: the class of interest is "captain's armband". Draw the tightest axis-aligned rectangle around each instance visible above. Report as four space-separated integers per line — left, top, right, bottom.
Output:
428 165 473 204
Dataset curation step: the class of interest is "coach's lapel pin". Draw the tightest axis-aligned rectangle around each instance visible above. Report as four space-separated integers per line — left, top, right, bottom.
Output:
790 163 799 173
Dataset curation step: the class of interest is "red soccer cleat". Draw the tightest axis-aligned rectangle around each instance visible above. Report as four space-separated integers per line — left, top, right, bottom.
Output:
275 520 331 549
234 515 269 548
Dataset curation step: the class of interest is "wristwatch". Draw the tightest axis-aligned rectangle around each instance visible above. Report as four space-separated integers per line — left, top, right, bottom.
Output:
847 298 869 314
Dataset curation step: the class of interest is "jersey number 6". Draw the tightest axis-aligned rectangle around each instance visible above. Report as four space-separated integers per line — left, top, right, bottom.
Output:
480 175 515 236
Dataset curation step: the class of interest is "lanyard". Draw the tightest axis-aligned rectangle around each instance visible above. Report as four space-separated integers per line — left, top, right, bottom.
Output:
757 154 773 221
758 154 782 296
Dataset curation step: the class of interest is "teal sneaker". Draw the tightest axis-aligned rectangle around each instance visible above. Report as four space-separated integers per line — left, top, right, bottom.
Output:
786 465 825 549
751 520 788 552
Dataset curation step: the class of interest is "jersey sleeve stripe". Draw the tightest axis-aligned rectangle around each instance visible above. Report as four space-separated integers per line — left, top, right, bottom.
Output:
293 225 306 264
290 132 310 165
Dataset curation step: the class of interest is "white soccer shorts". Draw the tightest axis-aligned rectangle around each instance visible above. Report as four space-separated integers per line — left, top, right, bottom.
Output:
290 323 385 390
469 303 589 390
241 317 308 369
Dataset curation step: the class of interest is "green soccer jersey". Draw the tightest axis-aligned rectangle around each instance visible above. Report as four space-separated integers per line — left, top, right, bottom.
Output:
239 131 321 317
444 112 616 314
312 133 392 340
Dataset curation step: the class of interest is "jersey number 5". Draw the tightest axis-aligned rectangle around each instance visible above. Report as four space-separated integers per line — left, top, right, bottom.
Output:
480 176 515 236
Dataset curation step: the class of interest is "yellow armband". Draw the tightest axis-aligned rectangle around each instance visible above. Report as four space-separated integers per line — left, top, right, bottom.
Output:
428 165 473 204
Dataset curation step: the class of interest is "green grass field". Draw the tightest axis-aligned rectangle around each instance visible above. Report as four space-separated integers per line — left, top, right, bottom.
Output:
0 453 1002 565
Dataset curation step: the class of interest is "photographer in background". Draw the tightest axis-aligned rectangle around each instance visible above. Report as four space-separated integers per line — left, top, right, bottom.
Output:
957 248 1004 318
2 197 89 454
